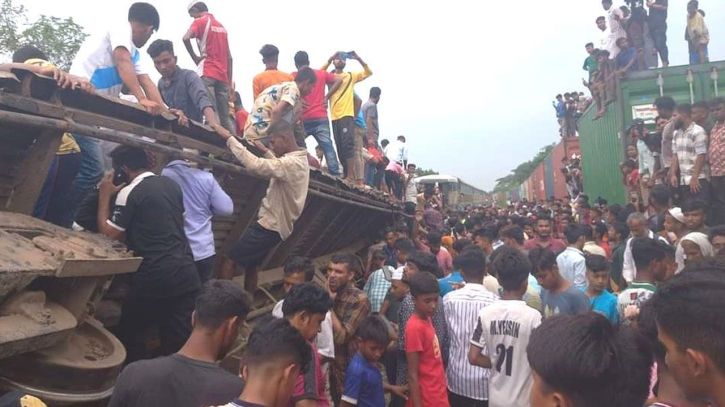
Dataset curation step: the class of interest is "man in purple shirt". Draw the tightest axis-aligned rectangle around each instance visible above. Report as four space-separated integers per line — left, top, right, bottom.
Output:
162 160 234 282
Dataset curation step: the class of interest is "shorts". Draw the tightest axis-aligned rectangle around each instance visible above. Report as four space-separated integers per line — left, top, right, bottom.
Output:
227 222 282 270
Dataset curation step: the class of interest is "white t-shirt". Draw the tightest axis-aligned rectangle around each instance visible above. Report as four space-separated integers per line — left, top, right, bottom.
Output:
272 300 335 359
70 24 146 97
404 175 417 203
470 300 542 407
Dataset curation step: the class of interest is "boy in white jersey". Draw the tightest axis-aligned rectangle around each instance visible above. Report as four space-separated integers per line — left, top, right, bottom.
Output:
469 247 542 407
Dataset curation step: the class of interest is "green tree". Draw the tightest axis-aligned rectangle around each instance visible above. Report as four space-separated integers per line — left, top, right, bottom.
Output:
494 143 556 192
0 0 87 71
415 168 439 177
0 0 26 54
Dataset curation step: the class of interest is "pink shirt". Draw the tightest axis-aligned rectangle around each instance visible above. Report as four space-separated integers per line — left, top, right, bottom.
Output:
386 160 404 174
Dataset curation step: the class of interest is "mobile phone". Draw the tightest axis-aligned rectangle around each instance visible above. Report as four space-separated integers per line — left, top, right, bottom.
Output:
114 168 129 186
340 51 354 59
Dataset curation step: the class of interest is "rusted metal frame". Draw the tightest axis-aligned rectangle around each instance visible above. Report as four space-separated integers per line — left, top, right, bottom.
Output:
306 189 397 214
0 106 401 212
0 91 226 155
215 178 268 263
4 128 64 214
317 207 370 256
307 206 364 259
261 197 333 268
0 110 253 177
300 206 349 259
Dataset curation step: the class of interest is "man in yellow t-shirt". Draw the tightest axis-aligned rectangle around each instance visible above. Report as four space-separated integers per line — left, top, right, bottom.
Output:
321 52 372 181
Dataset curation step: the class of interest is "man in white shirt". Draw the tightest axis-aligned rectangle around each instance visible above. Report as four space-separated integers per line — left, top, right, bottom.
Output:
68 3 168 225
622 212 669 283
403 163 418 215
443 246 498 406
385 136 408 167
602 0 627 58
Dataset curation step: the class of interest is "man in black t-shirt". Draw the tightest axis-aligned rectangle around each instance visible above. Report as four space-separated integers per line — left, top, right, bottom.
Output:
97 145 201 362
108 281 249 407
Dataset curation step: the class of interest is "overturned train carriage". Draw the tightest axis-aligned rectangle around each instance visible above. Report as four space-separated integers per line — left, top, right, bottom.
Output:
0 68 403 404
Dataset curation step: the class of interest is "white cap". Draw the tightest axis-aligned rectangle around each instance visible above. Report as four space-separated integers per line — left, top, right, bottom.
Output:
668 207 686 224
187 1 201 12
392 267 405 281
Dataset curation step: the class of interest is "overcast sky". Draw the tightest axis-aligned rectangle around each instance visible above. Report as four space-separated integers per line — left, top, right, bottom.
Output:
15 0 725 190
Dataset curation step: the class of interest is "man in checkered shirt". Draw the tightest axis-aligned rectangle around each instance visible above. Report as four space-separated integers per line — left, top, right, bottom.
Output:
669 104 711 205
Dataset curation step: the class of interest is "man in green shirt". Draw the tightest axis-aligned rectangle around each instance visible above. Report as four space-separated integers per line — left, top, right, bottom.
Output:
582 42 600 83
618 237 672 325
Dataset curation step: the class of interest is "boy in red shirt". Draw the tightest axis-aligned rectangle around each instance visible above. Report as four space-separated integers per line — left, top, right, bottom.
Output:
405 272 450 407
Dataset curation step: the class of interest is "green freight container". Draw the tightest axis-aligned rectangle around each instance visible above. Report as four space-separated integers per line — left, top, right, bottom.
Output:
579 61 725 206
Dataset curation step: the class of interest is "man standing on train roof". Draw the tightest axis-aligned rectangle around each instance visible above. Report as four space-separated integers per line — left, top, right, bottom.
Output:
183 1 235 134
322 51 372 183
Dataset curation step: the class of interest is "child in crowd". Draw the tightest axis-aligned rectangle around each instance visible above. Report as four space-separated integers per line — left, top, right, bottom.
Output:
584 254 619 324
405 272 449 407
651 270 725 407
528 248 590 318
437 239 472 297
341 316 408 407
364 250 392 314
618 237 669 324
469 248 542 407
527 312 653 407
379 268 408 393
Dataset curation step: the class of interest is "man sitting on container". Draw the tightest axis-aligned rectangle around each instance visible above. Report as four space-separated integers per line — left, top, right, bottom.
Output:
147 39 232 137
217 121 310 293
96 146 201 363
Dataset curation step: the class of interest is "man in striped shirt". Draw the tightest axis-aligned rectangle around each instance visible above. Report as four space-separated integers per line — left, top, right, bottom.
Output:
443 246 499 406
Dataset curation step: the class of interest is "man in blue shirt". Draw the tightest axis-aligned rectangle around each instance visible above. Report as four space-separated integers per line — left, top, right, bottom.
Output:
162 160 233 282
585 255 619 324
148 39 231 137
553 94 566 136
615 37 638 74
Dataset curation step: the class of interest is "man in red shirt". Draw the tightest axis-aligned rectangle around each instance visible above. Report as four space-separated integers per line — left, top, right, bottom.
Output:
294 51 343 177
183 2 234 134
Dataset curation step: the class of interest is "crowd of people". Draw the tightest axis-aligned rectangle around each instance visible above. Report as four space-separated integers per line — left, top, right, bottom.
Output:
101 183 725 407
3 1 725 407
553 0 713 130
620 95 725 230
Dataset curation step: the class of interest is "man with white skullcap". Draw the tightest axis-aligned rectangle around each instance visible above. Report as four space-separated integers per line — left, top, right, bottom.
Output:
183 2 235 134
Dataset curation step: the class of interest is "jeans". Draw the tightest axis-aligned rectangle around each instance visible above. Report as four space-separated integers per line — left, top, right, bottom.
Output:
364 162 376 185
65 135 103 227
201 77 234 134
649 22 669 64
304 118 341 176
33 153 83 228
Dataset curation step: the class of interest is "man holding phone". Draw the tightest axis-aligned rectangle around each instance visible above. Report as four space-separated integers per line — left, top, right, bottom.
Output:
322 51 372 184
